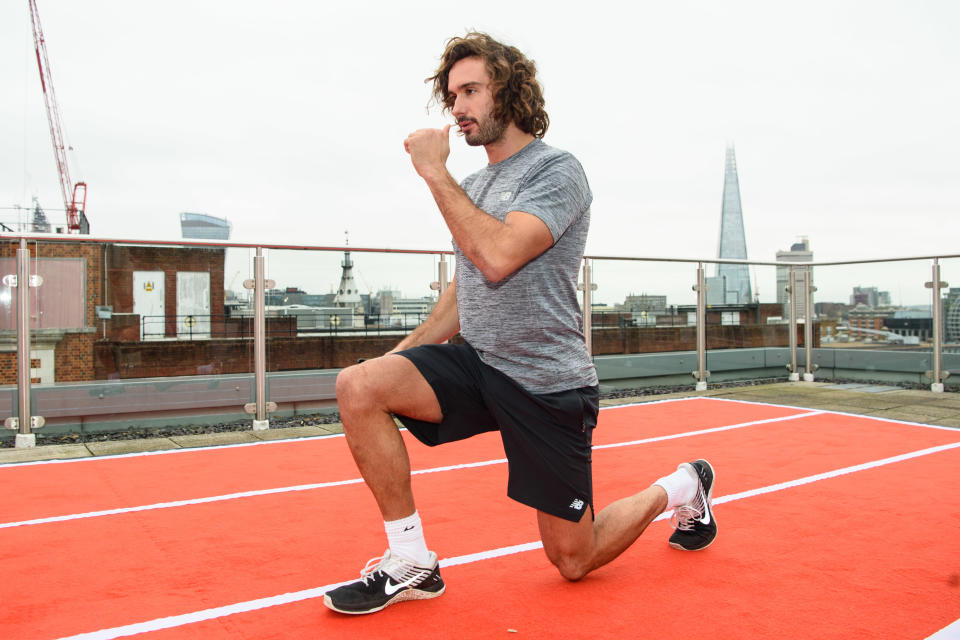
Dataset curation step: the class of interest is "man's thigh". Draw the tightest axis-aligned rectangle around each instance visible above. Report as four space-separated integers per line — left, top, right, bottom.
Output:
393 343 499 446
340 353 443 424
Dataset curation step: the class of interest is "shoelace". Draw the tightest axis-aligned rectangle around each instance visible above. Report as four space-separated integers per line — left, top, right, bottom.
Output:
358 554 388 585
358 550 430 586
671 485 706 531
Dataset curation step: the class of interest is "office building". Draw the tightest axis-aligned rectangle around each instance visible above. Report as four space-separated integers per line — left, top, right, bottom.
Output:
946 288 960 343
180 212 231 240
850 286 890 308
776 237 814 319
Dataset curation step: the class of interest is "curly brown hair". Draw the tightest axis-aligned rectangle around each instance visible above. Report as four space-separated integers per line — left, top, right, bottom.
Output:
428 32 549 138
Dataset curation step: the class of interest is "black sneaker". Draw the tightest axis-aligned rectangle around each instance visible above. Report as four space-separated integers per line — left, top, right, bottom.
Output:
323 550 445 615
668 459 717 551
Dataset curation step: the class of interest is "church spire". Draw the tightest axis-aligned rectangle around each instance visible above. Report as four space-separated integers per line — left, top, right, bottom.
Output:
334 230 362 309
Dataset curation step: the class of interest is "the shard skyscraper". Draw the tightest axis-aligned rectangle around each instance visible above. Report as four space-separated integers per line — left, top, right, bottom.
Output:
712 144 752 305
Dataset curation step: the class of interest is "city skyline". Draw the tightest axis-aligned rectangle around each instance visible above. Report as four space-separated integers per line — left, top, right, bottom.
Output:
237 244 942 313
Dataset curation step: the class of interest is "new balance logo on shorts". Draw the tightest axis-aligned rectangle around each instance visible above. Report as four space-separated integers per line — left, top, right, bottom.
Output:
569 498 585 510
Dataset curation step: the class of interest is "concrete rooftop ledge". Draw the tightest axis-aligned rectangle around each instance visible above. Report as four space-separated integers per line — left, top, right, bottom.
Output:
1 382 957 466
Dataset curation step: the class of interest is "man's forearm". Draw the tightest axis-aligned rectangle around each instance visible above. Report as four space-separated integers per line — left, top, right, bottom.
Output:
421 169 509 280
389 278 460 353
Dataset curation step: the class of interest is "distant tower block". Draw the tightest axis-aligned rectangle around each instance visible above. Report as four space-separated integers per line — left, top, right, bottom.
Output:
180 212 231 240
713 145 753 304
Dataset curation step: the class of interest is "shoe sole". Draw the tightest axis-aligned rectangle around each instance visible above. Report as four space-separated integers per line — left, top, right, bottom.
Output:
668 459 716 551
323 585 445 615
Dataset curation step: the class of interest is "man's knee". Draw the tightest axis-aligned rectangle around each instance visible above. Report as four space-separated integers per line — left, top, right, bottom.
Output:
337 355 441 427
539 509 596 581
335 364 361 400
549 551 591 582
336 363 381 419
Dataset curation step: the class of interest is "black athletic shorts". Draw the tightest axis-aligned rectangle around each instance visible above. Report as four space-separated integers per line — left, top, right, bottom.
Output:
395 342 599 523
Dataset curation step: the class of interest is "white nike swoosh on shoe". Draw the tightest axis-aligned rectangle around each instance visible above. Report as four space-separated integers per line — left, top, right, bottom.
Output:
383 575 419 596
699 508 711 526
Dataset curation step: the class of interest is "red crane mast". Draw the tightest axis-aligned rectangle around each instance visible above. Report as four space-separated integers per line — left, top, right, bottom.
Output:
28 0 86 233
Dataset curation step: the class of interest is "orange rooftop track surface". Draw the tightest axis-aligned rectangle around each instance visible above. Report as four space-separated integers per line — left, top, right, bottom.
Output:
2 397 959 639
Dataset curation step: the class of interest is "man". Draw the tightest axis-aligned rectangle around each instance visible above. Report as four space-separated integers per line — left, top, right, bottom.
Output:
324 32 716 616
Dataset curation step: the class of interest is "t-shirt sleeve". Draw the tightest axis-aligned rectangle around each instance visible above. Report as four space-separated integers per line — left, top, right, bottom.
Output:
510 153 592 242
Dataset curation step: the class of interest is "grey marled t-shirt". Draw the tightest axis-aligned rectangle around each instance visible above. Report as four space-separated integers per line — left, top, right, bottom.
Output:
455 138 598 394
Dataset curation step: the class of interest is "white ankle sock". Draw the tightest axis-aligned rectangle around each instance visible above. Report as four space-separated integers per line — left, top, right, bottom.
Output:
654 465 698 510
384 511 431 566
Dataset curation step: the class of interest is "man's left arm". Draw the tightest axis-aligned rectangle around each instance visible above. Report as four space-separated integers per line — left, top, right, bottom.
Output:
404 126 553 283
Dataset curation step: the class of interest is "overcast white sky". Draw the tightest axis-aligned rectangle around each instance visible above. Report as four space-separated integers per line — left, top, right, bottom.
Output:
2 1 958 306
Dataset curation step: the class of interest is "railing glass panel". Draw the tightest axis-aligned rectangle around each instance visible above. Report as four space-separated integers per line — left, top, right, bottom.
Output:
944 259 960 353
9 238 259 435
701 262 790 383
812 258 936 386
938 257 959 388
255 247 444 358
258 246 444 420
587 258 700 389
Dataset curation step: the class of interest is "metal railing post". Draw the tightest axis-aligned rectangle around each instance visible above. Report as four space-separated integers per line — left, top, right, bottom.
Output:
802 266 818 382
581 258 593 355
243 248 276 429
429 254 451 342
787 267 799 381
693 262 709 391
437 254 449 297
16 240 32 443
926 258 950 392
4 239 45 447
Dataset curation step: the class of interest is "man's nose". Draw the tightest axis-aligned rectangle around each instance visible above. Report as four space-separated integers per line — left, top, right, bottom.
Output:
451 95 466 119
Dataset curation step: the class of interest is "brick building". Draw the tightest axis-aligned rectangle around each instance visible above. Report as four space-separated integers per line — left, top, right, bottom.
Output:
1 240 225 384
846 304 896 340
1 240 102 384
104 244 225 341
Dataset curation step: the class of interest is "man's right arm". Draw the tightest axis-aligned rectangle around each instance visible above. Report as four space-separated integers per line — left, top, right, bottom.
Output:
387 275 460 354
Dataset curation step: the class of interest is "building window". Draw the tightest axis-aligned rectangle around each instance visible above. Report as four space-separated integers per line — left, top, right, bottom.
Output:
721 311 741 326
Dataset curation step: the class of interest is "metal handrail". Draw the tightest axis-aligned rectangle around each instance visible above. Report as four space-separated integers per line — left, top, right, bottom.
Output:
0 232 455 257
2 231 958 267
585 253 960 267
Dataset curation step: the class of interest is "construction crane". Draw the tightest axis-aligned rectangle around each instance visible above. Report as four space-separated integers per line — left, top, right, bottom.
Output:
28 0 87 233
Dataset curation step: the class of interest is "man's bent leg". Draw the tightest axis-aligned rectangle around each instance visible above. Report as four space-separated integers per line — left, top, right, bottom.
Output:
325 355 447 615
537 486 669 581
335 354 442 520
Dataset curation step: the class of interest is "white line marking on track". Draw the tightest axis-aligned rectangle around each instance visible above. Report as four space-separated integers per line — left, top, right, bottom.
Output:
0 458 508 530
699 395 960 432
1 412 821 530
0 432 348 469
925 617 960 640
592 411 822 450
0 480 364 530
53 440 960 640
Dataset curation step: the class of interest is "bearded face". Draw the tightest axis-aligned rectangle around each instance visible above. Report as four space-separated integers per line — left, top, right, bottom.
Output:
459 106 508 147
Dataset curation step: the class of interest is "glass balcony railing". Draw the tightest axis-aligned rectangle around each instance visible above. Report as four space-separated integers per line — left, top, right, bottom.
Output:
1 233 957 447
